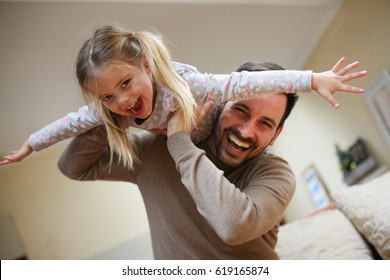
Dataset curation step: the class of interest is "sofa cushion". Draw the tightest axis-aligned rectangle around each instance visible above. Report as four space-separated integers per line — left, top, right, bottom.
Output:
332 172 390 260
276 208 373 259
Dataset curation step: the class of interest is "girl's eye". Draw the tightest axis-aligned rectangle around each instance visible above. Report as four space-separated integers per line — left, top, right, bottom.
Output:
121 79 130 88
102 95 113 103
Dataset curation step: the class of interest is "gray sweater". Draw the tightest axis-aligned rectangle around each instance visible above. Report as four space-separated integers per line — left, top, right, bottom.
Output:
58 127 295 259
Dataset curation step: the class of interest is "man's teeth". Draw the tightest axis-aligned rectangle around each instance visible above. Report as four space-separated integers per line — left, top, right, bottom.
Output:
228 133 250 149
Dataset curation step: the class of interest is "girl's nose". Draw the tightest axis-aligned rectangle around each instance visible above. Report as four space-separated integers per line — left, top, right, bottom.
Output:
118 94 130 109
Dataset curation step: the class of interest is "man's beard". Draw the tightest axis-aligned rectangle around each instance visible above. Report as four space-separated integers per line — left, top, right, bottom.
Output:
215 128 257 167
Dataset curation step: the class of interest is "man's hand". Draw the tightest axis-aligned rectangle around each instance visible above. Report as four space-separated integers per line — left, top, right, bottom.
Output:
167 100 214 137
312 57 368 108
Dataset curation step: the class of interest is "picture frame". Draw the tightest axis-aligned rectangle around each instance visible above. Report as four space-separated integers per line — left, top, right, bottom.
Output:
364 69 390 151
302 164 331 210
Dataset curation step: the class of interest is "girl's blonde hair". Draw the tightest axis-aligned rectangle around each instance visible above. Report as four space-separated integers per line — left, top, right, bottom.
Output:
76 23 196 169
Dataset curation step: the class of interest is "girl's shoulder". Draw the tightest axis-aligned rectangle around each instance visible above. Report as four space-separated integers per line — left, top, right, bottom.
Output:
173 61 200 76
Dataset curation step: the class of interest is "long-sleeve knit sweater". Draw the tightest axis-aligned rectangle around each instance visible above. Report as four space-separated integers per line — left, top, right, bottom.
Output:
58 127 295 259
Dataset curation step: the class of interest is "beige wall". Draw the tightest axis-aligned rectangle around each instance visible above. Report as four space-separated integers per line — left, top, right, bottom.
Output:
0 144 150 259
1 0 390 259
275 0 390 221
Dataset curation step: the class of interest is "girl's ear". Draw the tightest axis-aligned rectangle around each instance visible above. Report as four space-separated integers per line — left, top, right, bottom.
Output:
141 54 151 74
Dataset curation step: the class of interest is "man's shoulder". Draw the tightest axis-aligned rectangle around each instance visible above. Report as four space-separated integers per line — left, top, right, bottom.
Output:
132 131 166 144
238 151 294 179
256 150 291 168
132 131 168 153
227 151 295 193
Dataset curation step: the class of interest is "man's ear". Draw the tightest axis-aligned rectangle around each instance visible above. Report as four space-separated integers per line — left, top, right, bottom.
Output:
269 125 284 146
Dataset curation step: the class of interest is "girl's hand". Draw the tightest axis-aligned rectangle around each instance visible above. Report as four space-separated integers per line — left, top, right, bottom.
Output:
0 140 33 165
149 129 167 136
312 57 368 108
194 100 215 128
167 100 214 137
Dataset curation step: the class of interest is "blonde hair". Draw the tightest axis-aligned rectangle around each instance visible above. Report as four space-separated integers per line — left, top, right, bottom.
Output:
76 24 196 169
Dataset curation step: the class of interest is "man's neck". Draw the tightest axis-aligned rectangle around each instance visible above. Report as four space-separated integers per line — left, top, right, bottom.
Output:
206 133 217 157
197 135 234 174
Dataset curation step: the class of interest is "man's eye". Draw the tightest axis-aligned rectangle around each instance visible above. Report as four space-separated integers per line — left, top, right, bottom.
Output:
233 107 246 113
260 121 272 128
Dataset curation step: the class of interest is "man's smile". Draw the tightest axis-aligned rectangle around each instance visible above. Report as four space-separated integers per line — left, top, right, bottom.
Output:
227 132 251 150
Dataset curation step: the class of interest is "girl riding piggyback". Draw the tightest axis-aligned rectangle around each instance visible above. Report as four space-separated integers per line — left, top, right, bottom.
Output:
1 24 367 169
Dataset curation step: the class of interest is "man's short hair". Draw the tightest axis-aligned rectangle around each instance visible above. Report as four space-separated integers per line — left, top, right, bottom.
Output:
235 61 299 127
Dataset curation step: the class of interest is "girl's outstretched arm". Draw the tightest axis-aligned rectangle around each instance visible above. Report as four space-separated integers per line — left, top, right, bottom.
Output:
312 57 367 108
175 57 367 109
1 105 103 166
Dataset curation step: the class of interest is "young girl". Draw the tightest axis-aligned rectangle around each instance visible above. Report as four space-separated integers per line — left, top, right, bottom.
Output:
1 24 366 168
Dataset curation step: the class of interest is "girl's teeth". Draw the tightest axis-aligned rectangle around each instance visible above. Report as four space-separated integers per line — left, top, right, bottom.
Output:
128 99 137 110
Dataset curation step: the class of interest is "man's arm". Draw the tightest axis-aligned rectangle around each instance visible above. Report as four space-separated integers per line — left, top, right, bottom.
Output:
57 126 135 182
167 131 295 246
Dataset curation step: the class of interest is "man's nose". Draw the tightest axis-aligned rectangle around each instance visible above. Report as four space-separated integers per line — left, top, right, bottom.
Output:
238 121 256 139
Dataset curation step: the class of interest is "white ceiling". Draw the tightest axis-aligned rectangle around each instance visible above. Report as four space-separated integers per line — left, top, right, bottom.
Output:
0 0 341 4
0 0 343 160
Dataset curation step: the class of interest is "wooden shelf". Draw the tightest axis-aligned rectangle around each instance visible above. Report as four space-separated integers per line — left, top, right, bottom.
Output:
343 157 377 186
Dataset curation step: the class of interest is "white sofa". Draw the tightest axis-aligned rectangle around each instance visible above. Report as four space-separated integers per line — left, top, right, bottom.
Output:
276 172 390 260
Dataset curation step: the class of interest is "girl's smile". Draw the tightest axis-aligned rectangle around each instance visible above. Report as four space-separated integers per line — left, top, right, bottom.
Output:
91 63 154 120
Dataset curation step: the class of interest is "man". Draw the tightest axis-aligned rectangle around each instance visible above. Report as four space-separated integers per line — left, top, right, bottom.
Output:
58 61 362 259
